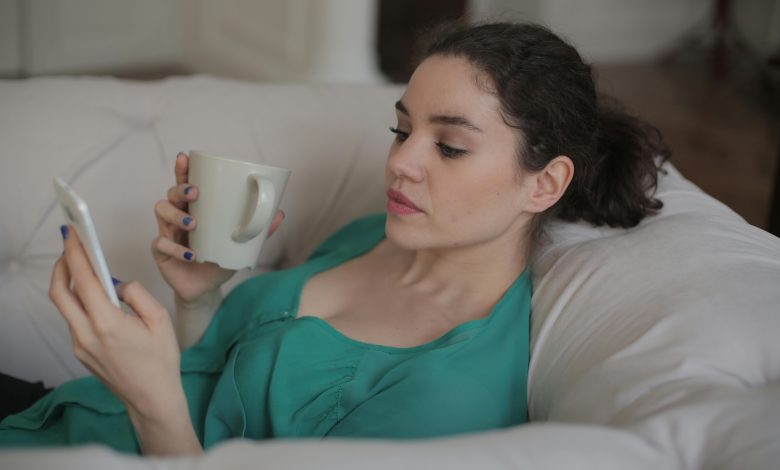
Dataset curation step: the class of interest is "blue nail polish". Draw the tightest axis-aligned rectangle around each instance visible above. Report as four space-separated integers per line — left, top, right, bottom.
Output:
112 277 122 286
184 252 193 261
60 225 69 239
183 216 192 226
184 186 192 195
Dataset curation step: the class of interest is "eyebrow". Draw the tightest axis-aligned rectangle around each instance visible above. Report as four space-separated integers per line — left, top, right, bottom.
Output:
395 100 483 133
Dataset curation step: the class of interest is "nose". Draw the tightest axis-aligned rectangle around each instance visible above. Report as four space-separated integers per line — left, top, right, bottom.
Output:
386 137 426 183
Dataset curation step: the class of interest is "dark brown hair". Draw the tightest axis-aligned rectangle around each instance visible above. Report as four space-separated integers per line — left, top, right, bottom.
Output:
417 22 671 239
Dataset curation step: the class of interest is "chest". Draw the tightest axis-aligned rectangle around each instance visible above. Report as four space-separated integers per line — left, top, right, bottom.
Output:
297 258 489 348
230 314 529 440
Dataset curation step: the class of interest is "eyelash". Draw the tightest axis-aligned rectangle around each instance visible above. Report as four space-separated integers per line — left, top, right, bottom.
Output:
388 127 468 159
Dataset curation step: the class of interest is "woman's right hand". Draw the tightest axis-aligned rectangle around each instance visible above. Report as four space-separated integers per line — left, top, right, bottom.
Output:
152 152 284 305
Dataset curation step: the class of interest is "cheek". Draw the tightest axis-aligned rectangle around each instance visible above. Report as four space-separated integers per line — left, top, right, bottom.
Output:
438 169 522 224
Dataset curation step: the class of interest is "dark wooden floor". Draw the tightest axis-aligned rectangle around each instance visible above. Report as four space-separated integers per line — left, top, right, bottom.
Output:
595 63 779 230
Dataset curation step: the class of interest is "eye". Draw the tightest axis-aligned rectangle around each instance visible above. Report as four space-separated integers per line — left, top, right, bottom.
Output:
388 126 409 142
436 142 468 159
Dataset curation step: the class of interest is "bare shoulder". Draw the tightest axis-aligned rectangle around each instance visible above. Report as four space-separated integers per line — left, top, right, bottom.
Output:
298 239 393 318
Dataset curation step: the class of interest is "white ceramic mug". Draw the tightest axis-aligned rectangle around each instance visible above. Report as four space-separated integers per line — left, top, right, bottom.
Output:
187 150 290 270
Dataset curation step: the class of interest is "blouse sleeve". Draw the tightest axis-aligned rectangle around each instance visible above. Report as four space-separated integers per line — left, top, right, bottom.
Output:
305 213 386 262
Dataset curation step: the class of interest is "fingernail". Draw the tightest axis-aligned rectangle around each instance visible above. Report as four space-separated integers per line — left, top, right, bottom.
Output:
184 186 192 195
183 252 193 261
183 216 192 226
280 210 286 220
112 277 123 286
176 152 185 160
60 225 69 240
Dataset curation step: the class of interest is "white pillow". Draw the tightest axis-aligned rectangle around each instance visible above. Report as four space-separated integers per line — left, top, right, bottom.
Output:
528 163 780 426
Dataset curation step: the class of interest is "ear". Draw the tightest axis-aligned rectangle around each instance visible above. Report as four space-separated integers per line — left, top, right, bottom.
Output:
524 156 574 214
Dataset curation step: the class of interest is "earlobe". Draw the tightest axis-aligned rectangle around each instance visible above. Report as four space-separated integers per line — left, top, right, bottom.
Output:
526 156 574 214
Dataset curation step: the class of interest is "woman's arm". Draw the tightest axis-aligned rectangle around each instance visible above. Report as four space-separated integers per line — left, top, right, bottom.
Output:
174 289 223 350
126 386 203 456
50 225 203 456
152 152 284 352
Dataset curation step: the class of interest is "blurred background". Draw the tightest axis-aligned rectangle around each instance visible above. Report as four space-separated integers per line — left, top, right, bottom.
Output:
1 0 778 233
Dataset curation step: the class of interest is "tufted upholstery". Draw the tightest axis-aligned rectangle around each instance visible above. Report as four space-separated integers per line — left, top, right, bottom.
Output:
0 76 400 385
0 76 778 469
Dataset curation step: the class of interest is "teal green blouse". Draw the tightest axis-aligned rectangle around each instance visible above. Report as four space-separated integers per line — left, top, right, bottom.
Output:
0 213 531 454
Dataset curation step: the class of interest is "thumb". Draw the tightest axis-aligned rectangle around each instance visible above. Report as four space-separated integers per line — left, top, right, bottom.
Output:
115 281 168 327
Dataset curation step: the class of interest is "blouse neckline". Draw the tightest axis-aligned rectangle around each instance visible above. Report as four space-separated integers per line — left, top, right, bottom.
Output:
289 213 530 354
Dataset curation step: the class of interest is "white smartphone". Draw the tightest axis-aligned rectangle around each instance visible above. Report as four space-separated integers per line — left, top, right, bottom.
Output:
53 177 121 307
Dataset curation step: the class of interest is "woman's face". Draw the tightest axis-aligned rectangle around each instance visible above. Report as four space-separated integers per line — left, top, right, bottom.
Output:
384 55 536 251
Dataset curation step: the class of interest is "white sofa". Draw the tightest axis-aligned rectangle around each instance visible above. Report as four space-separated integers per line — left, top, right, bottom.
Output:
0 76 778 469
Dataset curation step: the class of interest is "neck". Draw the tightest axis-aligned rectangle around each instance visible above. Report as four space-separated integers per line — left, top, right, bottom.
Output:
383 226 531 307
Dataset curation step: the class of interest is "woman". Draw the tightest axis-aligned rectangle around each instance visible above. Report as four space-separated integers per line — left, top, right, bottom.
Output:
0 22 669 455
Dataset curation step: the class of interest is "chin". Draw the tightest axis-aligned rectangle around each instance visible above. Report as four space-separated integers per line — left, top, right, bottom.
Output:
384 215 429 251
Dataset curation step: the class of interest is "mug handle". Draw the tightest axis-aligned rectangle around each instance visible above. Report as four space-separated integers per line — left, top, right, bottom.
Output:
231 174 276 243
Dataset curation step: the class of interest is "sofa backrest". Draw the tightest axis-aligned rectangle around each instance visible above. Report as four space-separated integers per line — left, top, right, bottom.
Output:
0 76 400 384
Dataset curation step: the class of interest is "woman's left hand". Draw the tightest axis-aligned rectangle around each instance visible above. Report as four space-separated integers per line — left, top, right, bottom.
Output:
49 224 184 421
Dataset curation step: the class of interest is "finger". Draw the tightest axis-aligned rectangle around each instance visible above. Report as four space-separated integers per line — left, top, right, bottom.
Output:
61 225 118 328
49 255 97 349
175 152 189 186
157 219 175 240
67 323 101 374
151 236 196 263
167 183 198 211
115 281 169 330
154 199 196 233
154 204 183 244
267 210 285 238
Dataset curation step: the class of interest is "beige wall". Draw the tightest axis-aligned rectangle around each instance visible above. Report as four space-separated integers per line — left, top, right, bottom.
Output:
0 0 381 81
22 0 182 75
1 0 777 78
181 0 381 82
0 0 21 76
468 0 780 63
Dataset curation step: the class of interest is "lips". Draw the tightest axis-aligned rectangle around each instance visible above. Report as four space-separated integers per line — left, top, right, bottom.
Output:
387 188 423 214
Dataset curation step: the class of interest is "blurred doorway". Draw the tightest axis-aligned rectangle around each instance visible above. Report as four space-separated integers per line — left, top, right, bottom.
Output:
377 0 467 83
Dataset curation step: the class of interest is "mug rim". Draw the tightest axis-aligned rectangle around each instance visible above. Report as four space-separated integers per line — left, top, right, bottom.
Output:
189 150 291 174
